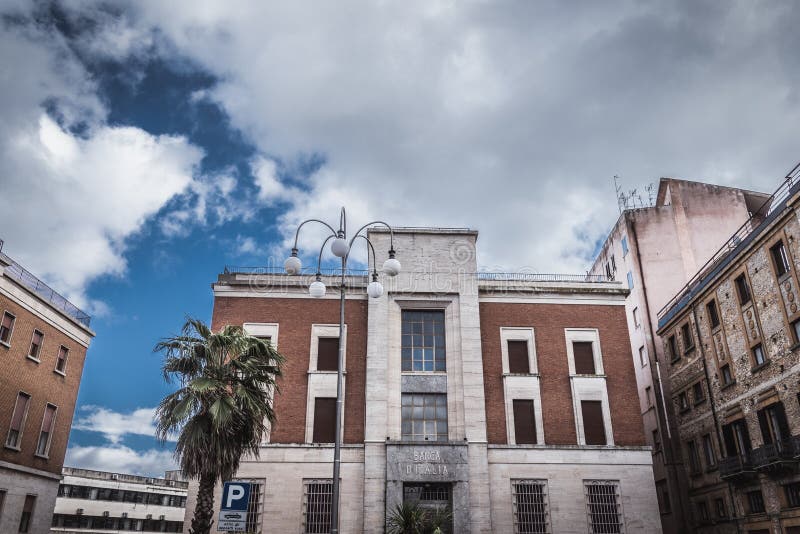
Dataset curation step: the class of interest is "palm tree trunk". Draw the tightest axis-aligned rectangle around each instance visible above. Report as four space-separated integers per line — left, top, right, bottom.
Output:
190 472 216 534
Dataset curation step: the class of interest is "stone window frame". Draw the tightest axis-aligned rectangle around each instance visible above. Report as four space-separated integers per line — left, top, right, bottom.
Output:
765 230 800 347
583 480 625 533
308 324 347 373
511 479 552 533
680 321 695 354
731 266 767 359
504 381 545 446
34 403 58 459
0 309 16 347
565 328 605 376
5 390 31 451
303 324 348 445
571 378 615 447
243 323 279 444
499 327 538 375
27 329 44 363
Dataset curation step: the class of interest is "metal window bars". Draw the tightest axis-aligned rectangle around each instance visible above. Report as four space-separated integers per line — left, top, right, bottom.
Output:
584 481 624 534
303 479 333 534
512 480 550 534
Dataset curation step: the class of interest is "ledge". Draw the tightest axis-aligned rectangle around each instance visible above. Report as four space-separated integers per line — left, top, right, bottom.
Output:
721 380 736 391
750 359 771 374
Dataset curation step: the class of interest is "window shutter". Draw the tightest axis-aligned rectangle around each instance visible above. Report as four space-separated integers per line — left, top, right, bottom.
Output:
11 394 29 429
512 399 536 444
42 405 56 433
317 338 339 371
722 424 736 456
757 409 772 444
581 400 607 445
775 402 791 442
313 398 336 443
507 340 530 374
573 342 595 374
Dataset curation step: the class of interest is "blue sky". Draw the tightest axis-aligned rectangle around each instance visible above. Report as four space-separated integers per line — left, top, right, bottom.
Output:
2 1 800 476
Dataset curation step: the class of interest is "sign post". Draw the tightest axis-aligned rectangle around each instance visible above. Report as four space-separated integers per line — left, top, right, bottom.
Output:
217 481 250 532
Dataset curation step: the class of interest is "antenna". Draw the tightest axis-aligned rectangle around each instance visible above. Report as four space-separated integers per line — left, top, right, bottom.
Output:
645 183 655 206
614 175 624 214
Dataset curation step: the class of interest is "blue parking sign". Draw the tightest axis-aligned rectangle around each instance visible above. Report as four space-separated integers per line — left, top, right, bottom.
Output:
221 481 251 512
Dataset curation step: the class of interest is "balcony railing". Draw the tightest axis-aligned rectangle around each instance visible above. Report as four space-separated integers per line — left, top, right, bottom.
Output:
751 438 797 471
718 453 755 480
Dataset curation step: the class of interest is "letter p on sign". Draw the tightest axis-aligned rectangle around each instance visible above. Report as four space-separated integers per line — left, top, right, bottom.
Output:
221 482 251 512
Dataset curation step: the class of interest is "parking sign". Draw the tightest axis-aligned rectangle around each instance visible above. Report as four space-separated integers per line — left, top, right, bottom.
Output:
218 482 250 532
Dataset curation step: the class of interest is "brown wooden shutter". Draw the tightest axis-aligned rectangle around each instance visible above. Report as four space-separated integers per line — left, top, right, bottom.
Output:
313 398 337 443
507 340 530 374
11 393 30 430
513 399 536 444
581 400 607 445
317 338 339 371
573 342 596 374
42 405 56 433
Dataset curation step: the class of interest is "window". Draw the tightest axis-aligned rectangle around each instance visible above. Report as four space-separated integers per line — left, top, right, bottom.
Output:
303 479 332 534
513 399 537 445
687 440 702 474
512 480 550 533
316 337 339 371
652 430 661 451
632 307 640 329
692 382 705 405
508 340 530 374
735 274 752 305
573 342 596 375
55 346 69 374
401 311 445 372
707 300 720 329
757 402 790 445
752 343 766 367
0 490 5 522
36 404 57 457
0 311 15 344
626 271 634 290
621 236 629 257
6 392 31 449
792 319 800 345
312 398 336 443
18 495 35 533
722 419 752 456
785 482 800 508
702 434 717 467
771 240 790 277
678 392 689 412
401 393 447 442
605 262 612 280
645 387 653 407
668 335 678 362
655 480 671 514
680 323 694 352
720 364 734 386
639 346 647 367
747 490 765 514
235 480 263 533
610 255 616 273
715 497 727 518
28 330 44 360
584 481 623 534
581 401 607 446
696 500 709 521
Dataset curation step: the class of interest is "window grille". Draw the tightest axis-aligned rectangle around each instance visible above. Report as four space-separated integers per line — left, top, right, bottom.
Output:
512 480 550 533
785 482 800 508
585 481 624 534
303 479 333 534
233 479 264 534
401 393 448 441
401 310 446 371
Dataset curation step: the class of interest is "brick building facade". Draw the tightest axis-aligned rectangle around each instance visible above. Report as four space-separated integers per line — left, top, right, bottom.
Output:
0 245 95 534
657 167 800 533
185 227 660 533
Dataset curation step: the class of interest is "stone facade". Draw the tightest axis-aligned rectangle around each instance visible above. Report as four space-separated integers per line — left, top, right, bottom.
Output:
184 227 660 533
657 176 800 533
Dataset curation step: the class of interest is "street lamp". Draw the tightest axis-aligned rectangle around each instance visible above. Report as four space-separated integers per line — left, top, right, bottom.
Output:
284 208 399 534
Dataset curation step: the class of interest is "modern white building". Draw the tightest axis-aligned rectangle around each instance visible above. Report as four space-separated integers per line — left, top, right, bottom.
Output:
51 467 187 533
185 227 662 533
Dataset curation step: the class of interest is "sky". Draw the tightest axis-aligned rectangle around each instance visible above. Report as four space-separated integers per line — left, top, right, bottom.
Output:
1 0 799 477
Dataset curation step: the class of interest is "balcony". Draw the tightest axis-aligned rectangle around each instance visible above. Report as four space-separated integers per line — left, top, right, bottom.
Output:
752 438 797 472
719 453 755 480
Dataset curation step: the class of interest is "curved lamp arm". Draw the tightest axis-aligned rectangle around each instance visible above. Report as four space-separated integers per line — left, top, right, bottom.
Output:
315 235 336 274
292 219 338 252
347 220 395 254
351 234 378 275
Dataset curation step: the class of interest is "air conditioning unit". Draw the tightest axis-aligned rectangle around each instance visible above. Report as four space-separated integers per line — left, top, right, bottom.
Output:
121 513 128 519
146 514 152 520
103 511 110 517
76 509 83 515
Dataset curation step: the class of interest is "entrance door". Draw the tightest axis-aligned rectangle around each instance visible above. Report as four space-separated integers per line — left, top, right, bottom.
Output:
403 483 453 533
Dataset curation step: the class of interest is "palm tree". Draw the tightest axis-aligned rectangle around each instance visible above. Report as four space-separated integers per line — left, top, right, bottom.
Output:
153 318 284 534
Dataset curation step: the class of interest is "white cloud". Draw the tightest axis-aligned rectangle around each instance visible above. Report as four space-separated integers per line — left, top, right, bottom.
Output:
73 405 174 444
66 444 177 478
235 236 258 255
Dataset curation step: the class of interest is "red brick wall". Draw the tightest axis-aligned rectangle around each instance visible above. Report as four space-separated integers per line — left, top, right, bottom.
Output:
0 293 88 475
211 297 368 444
479 302 644 446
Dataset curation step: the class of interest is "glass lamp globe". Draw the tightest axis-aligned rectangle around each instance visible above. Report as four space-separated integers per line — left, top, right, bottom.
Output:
284 254 302 275
367 280 384 298
331 237 350 258
383 257 401 277
309 280 327 298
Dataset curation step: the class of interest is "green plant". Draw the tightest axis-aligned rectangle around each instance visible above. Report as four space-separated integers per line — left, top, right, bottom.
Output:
154 318 284 534
387 502 453 534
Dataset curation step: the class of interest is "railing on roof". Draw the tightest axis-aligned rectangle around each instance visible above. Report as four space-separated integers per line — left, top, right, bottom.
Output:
658 161 800 322
1 253 91 327
224 266 370 277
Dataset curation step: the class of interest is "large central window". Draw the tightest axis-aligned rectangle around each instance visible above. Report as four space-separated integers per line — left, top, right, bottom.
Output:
401 310 446 372
401 393 448 441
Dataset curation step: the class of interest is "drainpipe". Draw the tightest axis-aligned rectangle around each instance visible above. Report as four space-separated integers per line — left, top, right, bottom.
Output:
689 303 742 534
629 218 691 532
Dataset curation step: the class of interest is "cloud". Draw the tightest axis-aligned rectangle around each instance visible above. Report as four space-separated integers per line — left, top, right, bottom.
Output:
72 405 174 444
66 444 177 478
104 0 800 273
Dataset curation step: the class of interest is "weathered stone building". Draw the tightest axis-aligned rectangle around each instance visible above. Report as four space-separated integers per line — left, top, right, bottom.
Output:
657 165 800 533
589 178 771 534
184 227 661 533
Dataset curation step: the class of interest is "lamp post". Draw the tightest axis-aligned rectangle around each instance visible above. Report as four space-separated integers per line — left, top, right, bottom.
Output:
284 208 399 534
